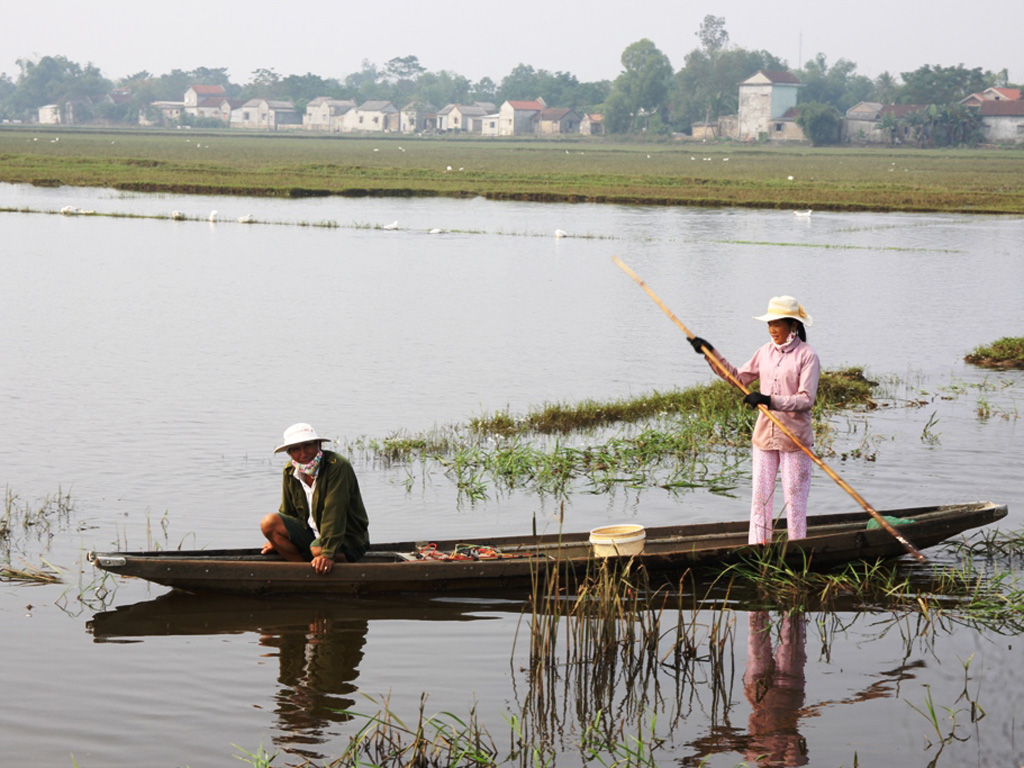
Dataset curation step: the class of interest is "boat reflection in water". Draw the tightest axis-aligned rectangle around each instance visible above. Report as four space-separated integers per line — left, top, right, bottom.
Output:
744 611 808 767
87 591 515 757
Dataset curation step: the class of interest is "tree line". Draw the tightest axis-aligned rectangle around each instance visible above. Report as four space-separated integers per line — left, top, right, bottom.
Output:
0 16 1016 140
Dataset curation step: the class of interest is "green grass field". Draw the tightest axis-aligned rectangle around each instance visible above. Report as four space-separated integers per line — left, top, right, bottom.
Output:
2 127 1023 212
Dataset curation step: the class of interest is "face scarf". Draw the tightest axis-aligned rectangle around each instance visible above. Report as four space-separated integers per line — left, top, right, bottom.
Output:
773 331 798 351
292 450 323 478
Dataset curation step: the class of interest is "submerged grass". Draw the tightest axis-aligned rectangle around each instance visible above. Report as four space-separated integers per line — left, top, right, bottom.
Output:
349 368 879 501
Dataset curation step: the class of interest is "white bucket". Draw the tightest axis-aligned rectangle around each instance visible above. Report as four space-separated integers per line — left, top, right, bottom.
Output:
589 524 646 558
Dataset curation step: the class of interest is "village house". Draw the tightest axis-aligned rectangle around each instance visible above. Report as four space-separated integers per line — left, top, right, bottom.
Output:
184 85 226 116
842 103 929 144
230 99 301 131
348 101 399 132
194 97 245 124
961 87 1022 107
498 99 546 136
446 104 489 133
142 100 184 126
735 70 804 141
534 107 580 135
400 102 437 133
38 104 62 125
580 113 603 136
303 97 357 132
978 100 1024 143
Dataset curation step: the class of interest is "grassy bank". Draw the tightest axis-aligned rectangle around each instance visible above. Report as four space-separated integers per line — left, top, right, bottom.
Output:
2 127 1024 213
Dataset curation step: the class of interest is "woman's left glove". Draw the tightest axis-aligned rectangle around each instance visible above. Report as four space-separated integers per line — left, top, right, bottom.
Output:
743 392 772 409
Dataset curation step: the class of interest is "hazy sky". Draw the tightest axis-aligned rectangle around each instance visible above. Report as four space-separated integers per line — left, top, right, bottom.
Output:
4 0 1021 87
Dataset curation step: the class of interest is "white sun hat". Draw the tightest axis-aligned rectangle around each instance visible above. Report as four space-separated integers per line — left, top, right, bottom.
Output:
274 423 330 453
753 296 813 327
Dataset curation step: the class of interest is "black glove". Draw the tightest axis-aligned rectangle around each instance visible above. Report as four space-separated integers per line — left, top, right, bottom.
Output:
689 336 712 354
743 392 772 409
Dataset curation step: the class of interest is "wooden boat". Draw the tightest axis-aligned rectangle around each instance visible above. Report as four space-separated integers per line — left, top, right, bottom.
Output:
87 501 1007 597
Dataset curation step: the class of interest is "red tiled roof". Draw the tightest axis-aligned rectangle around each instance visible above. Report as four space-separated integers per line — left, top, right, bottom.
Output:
190 84 225 95
507 100 544 110
980 100 1024 116
991 87 1022 100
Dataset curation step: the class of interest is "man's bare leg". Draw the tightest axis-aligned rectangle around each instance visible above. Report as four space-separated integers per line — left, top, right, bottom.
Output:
260 514 306 562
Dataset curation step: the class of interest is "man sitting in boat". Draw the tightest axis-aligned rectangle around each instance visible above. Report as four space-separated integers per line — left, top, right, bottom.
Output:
260 423 370 574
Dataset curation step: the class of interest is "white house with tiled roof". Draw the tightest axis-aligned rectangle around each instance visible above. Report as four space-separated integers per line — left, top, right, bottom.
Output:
979 99 1024 143
736 70 803 141
231 99 301 131
184 85 226 115
400 102 437 133
448 104 490 133
498 99 546 136
347 101 399 132
534 107 580 135
304 98 357 131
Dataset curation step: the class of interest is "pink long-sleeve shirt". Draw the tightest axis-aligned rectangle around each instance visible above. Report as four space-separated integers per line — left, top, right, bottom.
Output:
710 338 820 451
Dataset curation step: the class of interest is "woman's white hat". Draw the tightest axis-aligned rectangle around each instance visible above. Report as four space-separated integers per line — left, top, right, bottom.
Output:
274 423 330 453
754 296 813 327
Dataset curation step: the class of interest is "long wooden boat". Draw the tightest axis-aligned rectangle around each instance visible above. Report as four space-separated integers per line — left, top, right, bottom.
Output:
87 501 1007 597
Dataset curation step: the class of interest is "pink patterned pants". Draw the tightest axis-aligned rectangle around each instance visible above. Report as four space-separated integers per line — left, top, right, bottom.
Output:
750 448 812 545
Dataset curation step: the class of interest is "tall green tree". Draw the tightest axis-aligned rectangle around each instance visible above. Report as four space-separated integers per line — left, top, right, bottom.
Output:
794 101 843 145
798 54 873 112
898 64 992 104
412 70 471 108
604 39 673 133
10 55 110 117
670 47 784 134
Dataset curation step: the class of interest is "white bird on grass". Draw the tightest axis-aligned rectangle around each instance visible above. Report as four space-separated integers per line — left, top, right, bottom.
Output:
382 221 398 230
171 210 186 220
428 228 443 234
208 210 218 222
793 209 812 217
238 214 255 224
555 229 567 238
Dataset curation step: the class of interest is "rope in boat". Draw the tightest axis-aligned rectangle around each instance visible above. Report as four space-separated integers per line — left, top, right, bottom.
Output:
415 543 539 561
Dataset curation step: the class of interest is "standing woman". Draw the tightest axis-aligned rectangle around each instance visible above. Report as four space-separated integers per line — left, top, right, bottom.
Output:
689 297 820 545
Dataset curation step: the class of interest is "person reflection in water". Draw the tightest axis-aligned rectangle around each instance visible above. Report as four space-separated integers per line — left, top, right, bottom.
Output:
260 615 369 756
744 610 809 766
261 423 370 574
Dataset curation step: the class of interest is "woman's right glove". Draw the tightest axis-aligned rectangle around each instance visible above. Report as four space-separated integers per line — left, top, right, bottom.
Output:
688 336 712 354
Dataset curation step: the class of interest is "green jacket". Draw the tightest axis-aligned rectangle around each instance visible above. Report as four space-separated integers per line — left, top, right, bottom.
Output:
279 450 369 560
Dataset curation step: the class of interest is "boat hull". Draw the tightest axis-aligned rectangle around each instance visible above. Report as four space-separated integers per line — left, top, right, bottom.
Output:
87 501 1007 596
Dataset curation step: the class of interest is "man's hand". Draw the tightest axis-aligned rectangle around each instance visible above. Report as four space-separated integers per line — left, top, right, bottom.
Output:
311 554 334 575
261 542 276 555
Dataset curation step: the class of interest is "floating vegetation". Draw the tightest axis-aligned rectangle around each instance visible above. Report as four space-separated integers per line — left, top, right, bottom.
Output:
348 369 879 502
0 560 63 585
964 336 1024 369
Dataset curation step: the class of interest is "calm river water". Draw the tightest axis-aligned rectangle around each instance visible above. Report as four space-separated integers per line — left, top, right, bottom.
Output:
0 181 1022 767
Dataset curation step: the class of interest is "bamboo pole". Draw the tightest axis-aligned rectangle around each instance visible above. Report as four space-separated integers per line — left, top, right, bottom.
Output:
612 256 926 563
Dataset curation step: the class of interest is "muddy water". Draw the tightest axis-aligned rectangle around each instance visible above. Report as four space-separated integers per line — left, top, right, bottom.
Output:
0 183 1022 766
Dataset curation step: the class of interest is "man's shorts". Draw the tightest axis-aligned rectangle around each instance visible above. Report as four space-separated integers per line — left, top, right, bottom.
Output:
276 513 368 562
278 514 315 558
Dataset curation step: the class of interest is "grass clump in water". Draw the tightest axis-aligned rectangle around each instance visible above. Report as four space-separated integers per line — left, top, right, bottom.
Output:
964 336 1024 369
470 367 878 438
